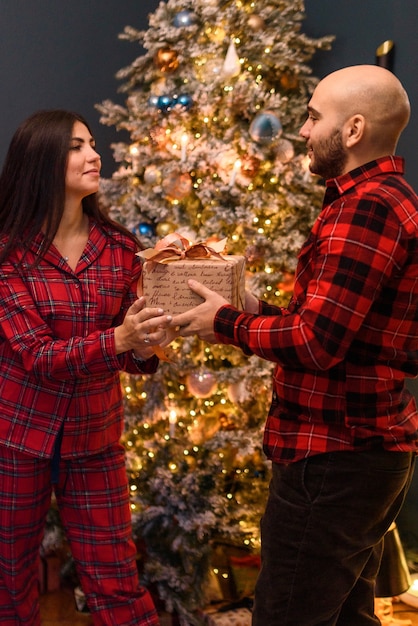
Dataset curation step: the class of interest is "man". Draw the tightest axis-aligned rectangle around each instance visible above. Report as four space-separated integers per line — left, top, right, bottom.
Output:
170 66 418 625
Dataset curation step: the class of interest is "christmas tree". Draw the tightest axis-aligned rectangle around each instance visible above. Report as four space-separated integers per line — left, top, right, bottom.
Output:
97 1 333 623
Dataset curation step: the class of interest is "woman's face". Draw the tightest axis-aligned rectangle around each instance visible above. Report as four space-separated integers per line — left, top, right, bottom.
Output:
65 121 101 201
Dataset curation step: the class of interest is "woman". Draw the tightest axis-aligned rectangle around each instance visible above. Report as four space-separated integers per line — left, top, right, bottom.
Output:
0 110 169 625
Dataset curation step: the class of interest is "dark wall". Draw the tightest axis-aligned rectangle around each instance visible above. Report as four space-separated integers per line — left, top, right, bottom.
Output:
0 0 159 177
0 0 416 186
304 0 417 189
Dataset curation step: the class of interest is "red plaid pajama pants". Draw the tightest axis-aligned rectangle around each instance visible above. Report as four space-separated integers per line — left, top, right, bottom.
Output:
0 442 159 626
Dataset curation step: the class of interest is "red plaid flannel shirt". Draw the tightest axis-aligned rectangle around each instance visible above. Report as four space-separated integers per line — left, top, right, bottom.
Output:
0 221 158 459
215 157 418 462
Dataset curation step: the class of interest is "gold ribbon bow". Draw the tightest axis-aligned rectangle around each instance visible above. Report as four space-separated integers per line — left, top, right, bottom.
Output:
138 232 228 264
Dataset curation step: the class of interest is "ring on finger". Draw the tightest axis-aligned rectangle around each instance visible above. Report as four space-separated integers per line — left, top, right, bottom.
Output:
144 333 150 344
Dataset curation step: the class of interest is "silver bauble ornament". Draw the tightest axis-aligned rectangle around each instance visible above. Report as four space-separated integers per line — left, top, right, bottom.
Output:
249 112 282 146
173 10 197 28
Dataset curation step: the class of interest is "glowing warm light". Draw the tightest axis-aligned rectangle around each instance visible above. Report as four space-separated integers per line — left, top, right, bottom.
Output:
180 133 188 163
169 409 177 437
129 144 140 170
229 159 242 187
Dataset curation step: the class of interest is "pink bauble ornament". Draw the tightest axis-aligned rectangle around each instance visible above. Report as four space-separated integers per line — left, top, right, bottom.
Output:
275 139 295 163
248 14 265 31
187 369 217 398
227 380 249 403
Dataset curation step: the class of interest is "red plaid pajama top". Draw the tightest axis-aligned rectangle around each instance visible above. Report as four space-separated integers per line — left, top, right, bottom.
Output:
215 156 418 462
0 220 158 459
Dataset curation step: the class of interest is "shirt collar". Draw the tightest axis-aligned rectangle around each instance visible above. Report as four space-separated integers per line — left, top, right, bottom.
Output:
326 155 405 197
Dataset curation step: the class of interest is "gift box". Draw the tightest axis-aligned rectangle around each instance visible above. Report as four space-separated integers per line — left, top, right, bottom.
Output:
229 554 261 599
203 608 252 626
210 541 259 602
138 234 246 316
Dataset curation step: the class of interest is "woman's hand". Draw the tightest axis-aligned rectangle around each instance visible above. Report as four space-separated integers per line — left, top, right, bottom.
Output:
114 297 172 359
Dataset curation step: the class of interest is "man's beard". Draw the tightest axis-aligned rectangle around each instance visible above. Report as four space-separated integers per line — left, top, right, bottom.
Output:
309 128 348 180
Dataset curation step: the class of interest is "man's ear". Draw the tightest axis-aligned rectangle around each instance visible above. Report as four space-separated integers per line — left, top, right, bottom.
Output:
345 114 365 147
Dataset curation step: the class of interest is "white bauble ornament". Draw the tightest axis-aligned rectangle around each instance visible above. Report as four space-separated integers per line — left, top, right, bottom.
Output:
144 165 162 185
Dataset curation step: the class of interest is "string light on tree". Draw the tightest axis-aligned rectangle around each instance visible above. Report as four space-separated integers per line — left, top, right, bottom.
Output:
95 0 334 620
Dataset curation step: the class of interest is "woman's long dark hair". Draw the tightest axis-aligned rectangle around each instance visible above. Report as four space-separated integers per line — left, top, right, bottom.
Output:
0 109 140 265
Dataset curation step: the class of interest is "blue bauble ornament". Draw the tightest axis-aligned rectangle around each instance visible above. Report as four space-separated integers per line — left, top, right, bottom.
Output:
249 112 283 146
148 95 159 108
175 93 193 110
134 222 155 238
173 10 197 28
157 94 174 113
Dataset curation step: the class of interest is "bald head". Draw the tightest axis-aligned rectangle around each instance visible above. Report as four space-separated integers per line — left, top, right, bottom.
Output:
315 65 410 156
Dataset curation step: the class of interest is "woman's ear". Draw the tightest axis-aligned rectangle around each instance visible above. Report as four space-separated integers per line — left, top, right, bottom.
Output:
345 114 365 147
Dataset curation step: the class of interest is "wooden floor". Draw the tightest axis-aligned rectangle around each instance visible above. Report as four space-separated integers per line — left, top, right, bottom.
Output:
391 600 418 625
39 587 174 626
39 588 418 626
40 588 93 626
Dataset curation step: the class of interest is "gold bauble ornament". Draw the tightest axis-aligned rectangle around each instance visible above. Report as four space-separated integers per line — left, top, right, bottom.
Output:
205 25 226 43
194 54 223 82
240 154 261 178
154 47 179 73
279 72 299 91
162 169 193 201
156 221 176 238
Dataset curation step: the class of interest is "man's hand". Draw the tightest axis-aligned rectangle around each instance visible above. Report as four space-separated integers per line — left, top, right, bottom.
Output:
170 280 228 343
